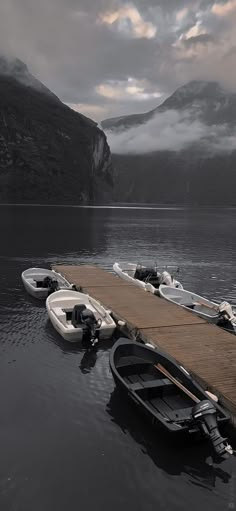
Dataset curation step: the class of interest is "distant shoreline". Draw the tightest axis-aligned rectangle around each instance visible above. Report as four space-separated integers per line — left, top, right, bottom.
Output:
0 203 236 210
0 203 187 210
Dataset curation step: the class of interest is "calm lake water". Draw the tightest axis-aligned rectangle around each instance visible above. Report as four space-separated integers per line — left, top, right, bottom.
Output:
1 205 236 511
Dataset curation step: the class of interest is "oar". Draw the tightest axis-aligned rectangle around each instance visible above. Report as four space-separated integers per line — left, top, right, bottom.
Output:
155 363 200 403
194 301 219 312
155 363 218 403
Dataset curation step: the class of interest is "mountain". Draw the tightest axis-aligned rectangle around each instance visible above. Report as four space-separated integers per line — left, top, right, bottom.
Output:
0 57 113 204
101 81 236 205
102 80 236 131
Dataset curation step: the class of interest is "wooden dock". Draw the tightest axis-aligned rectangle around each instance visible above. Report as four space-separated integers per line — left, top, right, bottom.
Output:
53 264 236 422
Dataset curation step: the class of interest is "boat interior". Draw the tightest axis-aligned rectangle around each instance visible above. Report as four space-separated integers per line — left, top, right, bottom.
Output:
116 355 195 423
52 303 95 328
26 274 52 289
50 296 114 329
134 266 160 287
167 293 217 316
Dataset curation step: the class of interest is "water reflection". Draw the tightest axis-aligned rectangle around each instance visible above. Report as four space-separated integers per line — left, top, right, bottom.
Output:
107 388 233 489
0 205 110 260
1 206 236 511
79 346 98 373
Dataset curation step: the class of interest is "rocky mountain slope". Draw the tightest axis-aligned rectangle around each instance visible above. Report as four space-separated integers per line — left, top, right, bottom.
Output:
0 57 113 204
102 81 236 131
102 81 236 205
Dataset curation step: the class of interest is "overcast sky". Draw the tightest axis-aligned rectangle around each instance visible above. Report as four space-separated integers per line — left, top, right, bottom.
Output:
1 0 236 121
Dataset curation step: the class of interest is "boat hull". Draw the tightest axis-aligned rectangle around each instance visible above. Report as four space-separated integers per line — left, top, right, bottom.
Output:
46 289 116 343
113 262 183 295
22 279 49 299
159 285 236 333
109 339 229 438
21 268 70 300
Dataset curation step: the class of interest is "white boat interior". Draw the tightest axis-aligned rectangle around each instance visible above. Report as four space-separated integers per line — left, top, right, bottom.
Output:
159 285 236 328
23 268 70 290
46 289 116 341
113 262 183 292
159 285 219 317
21 267 71 299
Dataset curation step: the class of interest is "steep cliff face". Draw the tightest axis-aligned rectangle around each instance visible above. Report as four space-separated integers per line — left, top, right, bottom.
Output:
0 57 113 204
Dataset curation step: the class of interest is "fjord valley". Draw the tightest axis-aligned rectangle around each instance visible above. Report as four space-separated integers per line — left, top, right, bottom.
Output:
0 56 113 204
1 57 236 207
103 81 236 206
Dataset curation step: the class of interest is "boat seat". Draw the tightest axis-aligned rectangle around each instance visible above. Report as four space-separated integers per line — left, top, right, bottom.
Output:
129 382 144 391
28 278 37 287
116 358 149 369
193 304 216 316
167 407 193 423
141 378 173 389
129 378 172 391
53 307 67 325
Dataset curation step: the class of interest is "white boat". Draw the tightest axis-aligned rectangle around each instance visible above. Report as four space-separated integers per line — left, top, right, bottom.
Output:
21 267 71 299
46 289 116 343
113 262 183 295
159 285 236 333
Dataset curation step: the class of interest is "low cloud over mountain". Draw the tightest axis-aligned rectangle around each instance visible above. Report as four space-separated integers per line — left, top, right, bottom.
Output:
106 110 236 155
103 80 236 155
102 80 236 205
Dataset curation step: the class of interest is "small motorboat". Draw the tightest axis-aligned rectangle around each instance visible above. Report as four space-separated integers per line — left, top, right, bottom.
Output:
21 267 71 299
109 338 232 458
113 262 183 295
46 289 116 343
159 285 236 333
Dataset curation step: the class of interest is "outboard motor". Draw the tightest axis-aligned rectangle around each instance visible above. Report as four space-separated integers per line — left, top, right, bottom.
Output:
42 276 52 288
81 308 101 347
218 301 236 325
48 279 59 295
42 276 58 293
192 400 233 458
71 304 86 327
159 271 174 287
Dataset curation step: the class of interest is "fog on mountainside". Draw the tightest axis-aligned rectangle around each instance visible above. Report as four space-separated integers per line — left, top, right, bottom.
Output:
102 81 236 155
101 81 236 205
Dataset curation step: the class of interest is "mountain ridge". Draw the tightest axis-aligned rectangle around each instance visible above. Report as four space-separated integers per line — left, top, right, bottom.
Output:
101 80 236 131
101 80 236 206
0 57 113 204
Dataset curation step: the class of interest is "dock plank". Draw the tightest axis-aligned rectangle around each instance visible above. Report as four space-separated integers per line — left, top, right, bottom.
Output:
52 264 236 420
77 285 205 329
55 265 129 288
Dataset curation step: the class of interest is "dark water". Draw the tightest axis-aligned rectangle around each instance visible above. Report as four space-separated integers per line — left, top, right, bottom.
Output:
1 205 236 511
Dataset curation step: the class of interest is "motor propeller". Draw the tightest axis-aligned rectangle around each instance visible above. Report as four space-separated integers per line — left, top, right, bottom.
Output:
192 400 233 458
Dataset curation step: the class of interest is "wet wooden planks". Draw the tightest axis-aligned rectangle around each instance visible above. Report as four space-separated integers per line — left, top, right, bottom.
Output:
139 324 236 415
54 265 205 329
53 264 236 419
55 264 129 288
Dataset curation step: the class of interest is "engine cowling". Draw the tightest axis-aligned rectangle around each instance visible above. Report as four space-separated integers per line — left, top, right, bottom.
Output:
159 271 173 287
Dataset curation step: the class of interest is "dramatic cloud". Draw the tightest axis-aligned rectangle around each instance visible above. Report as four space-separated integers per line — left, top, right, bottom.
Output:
0 0 236 120
99 5 157 39
183 34 215 47
212 0 236 16
105 110 236 154
176 7 189 22
96 78 162 101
